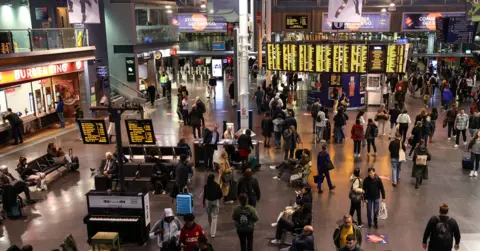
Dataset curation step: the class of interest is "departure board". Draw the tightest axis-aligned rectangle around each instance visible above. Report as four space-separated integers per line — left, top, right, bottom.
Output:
386 44 406 73
350 45 368 73
298 44 315 72
332 44 350 73
125 119 156 145
315 44 332 72
78 119 109 144
282 44 291 71
274 43 282 70
289 44 298 71
267 43 274 70
368 45 387 73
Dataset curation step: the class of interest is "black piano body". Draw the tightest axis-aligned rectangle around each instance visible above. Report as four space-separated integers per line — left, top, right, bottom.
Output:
84 190 151 245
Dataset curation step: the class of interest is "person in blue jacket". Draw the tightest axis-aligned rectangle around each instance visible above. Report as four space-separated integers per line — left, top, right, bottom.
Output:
56 96 65 128
316 144 336 193
442 87 453 110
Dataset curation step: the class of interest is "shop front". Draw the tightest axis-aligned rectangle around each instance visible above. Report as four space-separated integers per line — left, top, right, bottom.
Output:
0 61 86 144
136 48 177 91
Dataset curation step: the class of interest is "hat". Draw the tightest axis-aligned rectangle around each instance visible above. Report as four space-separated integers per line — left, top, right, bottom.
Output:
164 208 173 217
0 165 7 171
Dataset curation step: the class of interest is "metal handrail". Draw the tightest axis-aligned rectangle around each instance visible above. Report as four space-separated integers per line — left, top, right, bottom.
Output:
109 75 145 97
0 28 81 31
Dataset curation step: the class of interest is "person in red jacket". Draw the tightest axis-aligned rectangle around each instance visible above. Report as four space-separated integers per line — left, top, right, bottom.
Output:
351 119 365 158
180 214 205 251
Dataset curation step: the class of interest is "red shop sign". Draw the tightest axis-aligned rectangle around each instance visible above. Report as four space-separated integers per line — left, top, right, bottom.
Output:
0 61 84 85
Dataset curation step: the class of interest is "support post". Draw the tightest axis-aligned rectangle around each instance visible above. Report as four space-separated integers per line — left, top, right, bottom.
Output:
238 0 250 130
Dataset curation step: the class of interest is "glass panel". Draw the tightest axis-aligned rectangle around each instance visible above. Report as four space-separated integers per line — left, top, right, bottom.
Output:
135 9 148 25
31 30 48 50
32 80 47 116
10 30 31 52
5 83 34 117
62 29 76 48
0 91 6 113
46 30 63 49
136 25 179 44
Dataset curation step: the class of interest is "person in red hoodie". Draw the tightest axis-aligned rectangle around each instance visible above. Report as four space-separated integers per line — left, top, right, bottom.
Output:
351 119 365 159
180 213 205 251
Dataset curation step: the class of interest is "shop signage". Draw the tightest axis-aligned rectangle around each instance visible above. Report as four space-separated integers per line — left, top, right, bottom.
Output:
401 12 464 31
0 61 83 85
466 0 480 22
323 13 390 32
125 57 136 82
96 66 108 77
285 15 308 29
170 14 227 32
212 41 226 51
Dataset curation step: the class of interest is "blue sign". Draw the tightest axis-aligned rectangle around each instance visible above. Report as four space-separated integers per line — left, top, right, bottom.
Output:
96 66 108 77
212 41 226 51
395 38 409 44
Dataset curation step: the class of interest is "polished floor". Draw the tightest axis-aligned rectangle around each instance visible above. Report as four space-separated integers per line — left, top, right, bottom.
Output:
1 81 480 251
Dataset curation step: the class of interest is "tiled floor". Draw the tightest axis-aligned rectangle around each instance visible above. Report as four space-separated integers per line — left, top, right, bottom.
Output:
0 81 479 251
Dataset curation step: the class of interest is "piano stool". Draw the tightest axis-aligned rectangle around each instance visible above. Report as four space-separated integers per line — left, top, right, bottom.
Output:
91 232 120 251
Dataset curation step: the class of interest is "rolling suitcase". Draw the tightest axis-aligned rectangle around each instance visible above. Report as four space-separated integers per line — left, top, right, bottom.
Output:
176 189 194 215
462 152 474 170
7 197 23 219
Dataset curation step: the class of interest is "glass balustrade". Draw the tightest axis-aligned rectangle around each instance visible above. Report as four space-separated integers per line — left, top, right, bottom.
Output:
136 25 179 44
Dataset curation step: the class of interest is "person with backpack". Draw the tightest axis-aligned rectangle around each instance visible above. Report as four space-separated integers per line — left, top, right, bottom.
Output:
261 113 274 148
351 119 364 158
412 140 431 189
315 107 327 143
311 99 322 134
237 168 261 208
203 174 223 238
422 203 461 251
269 93 284 111
365 119 378 157
232 194 258 251
316 144 336 193
149 208 183 251
349 168 364 227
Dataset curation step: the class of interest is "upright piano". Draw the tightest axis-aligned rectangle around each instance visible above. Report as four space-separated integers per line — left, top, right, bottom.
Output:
83 190 151 244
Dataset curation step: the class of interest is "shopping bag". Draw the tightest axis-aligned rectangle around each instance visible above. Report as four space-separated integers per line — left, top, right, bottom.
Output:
399 148 406 162
378 201 388 220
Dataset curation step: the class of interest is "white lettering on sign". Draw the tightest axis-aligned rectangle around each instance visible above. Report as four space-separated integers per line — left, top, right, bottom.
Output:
13 63 70 81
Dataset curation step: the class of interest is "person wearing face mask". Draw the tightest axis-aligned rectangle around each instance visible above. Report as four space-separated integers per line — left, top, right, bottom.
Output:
339 234 364 251
333 215 362 251
149 208 183 251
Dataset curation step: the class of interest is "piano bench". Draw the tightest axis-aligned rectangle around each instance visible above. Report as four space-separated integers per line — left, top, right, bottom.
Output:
91 232 120 251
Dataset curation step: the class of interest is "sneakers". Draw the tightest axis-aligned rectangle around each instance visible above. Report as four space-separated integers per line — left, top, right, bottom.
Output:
367 153 371 157
464 142 468 146
358 224 364 228
211 234 215 238
470 171 475 177
320 140 326 143
475 171 479 177
273 176 280 180
330 185 336 191
454 144 459 148
271 239 283 244
448 137 451 141
271 223 278 227
270 166 276 170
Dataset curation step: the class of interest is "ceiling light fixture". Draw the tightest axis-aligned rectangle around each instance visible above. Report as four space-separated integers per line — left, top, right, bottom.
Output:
381 8 387 12
200 4 206 8
389 3 395 6
166 9 172 13
165 5 171 9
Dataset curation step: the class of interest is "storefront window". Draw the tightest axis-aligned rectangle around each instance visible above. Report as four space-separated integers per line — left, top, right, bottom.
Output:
0 91 6 114
5 84 34 117
32 79 49 116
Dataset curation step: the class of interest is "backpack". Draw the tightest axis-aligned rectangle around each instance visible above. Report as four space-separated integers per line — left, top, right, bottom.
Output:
311 104 320 117
434 216 452 243
198 102 206 114
372 125 379 137
316 114 322 122
271 98 279 109
235 206 253 231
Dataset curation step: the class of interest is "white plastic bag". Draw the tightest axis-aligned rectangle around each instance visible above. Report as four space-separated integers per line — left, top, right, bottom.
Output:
378 201 388 220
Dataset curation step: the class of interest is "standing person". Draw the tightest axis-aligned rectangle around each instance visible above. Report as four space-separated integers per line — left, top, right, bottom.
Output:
237 168 261 208
333 108 349 143
203 124 220 171
190 104 202 139
273 114 285 149
454 108 469 148
429 108 439 142
232 194 258 251
408 121 424 158
389 134 406 187
467 130 480 177
149 208 183 251
332 87 340 113
203 174 223 238
311 99 322 133
283 125 301 160
261 113 274 148
382 81 391 108
442 87 454 110
2 108 23 145
333 215 362 251
422 203 461 251
284 110 297 130
195 97 207 127
315 107 327 143
394 86 406 110
229 82 236 107
375 104 389 136
182 96 190 126
237 129 254 170
422 80 434 107
253 87 264 114
422 116 434 146
218 152 235 203
351 120 364 158
165 77 172 103
74 104 84 140
316 144 336 193
349 168 364 227
56 96 65 128
207 77 217 100
362 167 386 229
160 72 168 97
365 119 378 157
292 72 299 91
397 110 412 145
179 214 206 251
468 110 480 138
412 140 431 189
147 82 156 107
446 104 458 140
388 104 401 139
356 111 366 146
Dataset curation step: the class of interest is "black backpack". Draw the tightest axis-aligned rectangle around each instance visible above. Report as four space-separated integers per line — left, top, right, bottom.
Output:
434 216 453 243
311 104 320 117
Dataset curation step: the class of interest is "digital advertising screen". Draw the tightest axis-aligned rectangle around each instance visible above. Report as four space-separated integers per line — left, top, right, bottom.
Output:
211 59 223 77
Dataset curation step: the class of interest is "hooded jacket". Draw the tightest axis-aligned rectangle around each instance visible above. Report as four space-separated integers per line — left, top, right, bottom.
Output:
149 217 183 247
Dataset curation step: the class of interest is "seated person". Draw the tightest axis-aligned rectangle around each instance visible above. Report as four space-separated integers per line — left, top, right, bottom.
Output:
272 184 312 227
177 138 192 158
46 143 72 165
98 152 118 177
113 151 129 164
16 157 47 191
0 165 36 204
279 226 315 251
271 201 312 245
146 148 171 195
272 149 311 180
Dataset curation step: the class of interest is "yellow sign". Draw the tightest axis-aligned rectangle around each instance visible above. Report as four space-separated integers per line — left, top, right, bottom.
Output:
350 45 368 73
78 120 109 144
125 119 156 145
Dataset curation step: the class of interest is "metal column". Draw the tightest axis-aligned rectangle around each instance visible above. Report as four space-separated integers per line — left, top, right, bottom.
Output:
238 0 250 129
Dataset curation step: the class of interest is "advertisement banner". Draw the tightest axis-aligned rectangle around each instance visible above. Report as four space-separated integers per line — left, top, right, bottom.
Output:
171 14 227 32
212 59 223 77
401 12 464 31
323 13 390 32
466 0 480 22
327 0 363 23
67 0 100 24
0 61 84 86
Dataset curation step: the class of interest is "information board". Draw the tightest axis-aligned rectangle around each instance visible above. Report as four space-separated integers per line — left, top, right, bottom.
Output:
386 44 406 73
78 119 109 144
286 15 308 29
332 44 350 73
368 45 387 73
315 44 332 72
298 44 315 72
444 17 477 44
125 119 156 145
350 44 368 73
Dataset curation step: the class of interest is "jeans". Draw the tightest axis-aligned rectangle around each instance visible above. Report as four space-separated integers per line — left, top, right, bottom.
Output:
367 138 377 153
390 122 397 137
206 200 219 236
366 198 380 226
57 112 65 128
443 100 451 110
256 100 262 114
349 199 362 225
316 126 325 141
237 230 254 251
422 134 429 147
192 125 202 138
334 126 344 143
274 132 282 146
456 129 467 145
182 110 189 125
204 148 215 169
353 140 361 154
317 170 334 191
284 148 294 160
275 218 295 240
469 129 478 138
391 158 402 184
472 153 480 171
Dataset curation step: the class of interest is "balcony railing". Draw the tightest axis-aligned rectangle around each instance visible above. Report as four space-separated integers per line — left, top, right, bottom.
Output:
136 25 179 44
0 28 89 54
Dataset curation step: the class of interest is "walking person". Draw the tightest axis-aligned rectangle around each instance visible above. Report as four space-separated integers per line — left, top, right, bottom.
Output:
160 72 168 97
149 208 183 251
182 96 190 126
339 234 364 251
365 119 378 157
375 104 389 135
218 152 235 203
229 82 236 107
422 116 434 146
412 140 431 189
333 108 349 143
333 215 362 251
283 125 301 160
429 107 439 142
315 107 327 143
468 130 480 177
237 169 261 208
382 81 391 108
232 194 258 251
203 124 220 171
389 134 406 187
272 114 284 149
442 87 454 111
422 203 461 251
74 104 84 140
395 86 406 110
253 87 264 114
408 121 423 158
356 111 366 146
349 168 364 227
147 81 156 107
422 80 434 107
351 119 364 158
56 96 65 128
180 214 206 251
362 167 385 229
397 110 412 145
446 104 458 140
454 108 469 148
190 104 202 138
311 98 322 134
388 104 401 139
316 144 336 193
203 174 223 238
261 113 274 148
468 110 480 138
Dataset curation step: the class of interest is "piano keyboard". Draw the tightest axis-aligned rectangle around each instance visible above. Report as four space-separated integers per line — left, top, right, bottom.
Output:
89 217 139 222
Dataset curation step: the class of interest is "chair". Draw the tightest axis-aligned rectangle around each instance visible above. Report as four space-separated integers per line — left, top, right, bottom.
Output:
159 147 175 159
91 232 120 251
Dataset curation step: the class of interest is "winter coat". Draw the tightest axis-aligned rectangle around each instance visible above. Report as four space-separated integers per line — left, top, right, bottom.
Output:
189 107 202 126
261 117 274 136
365 123 378 140
412 146 431 179
283 129 301 150
350 124 364 140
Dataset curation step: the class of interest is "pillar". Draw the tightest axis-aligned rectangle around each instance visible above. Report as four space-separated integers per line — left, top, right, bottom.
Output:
427 32 435 54
238 0 250 129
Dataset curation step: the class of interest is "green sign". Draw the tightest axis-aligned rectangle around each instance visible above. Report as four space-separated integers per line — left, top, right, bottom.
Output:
466 0 480 22
125 57 136 82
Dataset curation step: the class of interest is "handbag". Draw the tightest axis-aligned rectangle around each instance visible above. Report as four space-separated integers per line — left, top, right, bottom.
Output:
326 160 335 171
399 148 406 162
378 202 388 220
290 173 303 182
348 178 363 203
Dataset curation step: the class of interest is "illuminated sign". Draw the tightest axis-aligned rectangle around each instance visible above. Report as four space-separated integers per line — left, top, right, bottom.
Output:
401 12 464 31
386 44 406 73
323 13 390 32
286 15 308 29
78 119 109 144
171 14 227 31
368 45 387 73
125 119 156 145
0 61 84 85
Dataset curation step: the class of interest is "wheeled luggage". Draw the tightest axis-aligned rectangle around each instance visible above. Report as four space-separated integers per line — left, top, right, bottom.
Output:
7 197 23 219
176 191 194 215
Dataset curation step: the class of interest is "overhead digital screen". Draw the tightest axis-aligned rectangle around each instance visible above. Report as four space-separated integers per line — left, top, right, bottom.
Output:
368 45 387 73
78 119 109 144
350 44 368 73
286 15 308 29
125 119 156 145
298 44 315 72
386 44 406 73
315 44 332 72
